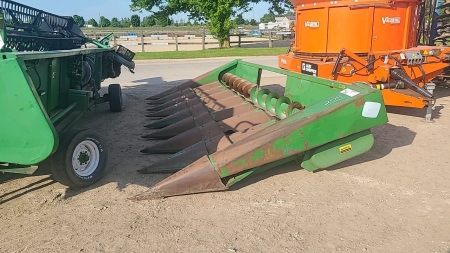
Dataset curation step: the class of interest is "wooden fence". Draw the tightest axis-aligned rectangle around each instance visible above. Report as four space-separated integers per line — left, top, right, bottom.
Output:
86 31 293 52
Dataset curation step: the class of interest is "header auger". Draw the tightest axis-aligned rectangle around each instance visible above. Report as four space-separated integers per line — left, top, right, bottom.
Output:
130 60 388 200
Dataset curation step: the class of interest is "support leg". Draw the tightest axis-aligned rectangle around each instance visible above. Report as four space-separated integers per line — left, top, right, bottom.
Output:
422 82 436 123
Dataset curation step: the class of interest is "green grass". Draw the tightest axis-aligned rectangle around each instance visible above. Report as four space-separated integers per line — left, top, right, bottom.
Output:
133 47 287 60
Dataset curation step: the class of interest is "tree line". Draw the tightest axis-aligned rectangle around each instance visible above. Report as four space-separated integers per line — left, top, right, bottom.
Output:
73 11 284 29
73 14 275 27
74 14 174 28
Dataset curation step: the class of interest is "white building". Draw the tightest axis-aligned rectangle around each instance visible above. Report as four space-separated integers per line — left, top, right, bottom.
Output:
259 16 295 30
259 22 280 30
275 17 290 29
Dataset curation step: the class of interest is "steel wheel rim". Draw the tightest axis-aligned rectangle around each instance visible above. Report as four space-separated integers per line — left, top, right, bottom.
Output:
72 140 100 177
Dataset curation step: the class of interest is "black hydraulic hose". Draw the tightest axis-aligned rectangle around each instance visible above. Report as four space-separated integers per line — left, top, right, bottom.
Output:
331 49 345 77
387 54 408 74
34 67 42 90
390 69 433 98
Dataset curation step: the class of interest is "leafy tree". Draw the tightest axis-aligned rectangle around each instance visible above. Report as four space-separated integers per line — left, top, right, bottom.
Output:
111 17 121 27
155 14 171 27
249 19 257 26
121 18 132 27
87 18 98 27
99 16 111 27
131 14 141 27
73 15 85 27
129 0 293 48
234 14 245 25
260 13 276 23
142 16 157 27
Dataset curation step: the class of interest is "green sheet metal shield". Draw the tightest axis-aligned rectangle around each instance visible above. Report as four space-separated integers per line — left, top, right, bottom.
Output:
0 57 57 165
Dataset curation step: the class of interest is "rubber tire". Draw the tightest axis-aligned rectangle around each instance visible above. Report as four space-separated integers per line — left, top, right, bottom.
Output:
108 84 124 112
50 128 108 188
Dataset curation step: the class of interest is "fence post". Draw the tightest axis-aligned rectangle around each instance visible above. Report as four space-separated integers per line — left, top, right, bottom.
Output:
238 34 241 47
269 31 273 48
202 29 206 50
113 36 117 47
175 34 179 51
141 34 145 52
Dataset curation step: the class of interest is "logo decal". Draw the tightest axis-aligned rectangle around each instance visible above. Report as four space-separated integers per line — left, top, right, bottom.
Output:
305 21 319 28
382 17 401 24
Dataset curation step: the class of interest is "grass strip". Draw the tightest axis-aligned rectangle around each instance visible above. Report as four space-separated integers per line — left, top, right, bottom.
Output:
133 47 288 60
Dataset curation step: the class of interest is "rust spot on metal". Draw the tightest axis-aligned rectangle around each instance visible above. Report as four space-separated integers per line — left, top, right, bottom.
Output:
204 95 245 111
222 73 257 98
130 156 227 200
218 110 272 132
354 98 365 108
304 141 309 149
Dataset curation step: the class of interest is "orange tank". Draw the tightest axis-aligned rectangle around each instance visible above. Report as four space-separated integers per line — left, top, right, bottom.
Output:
279 0 450 112
292 0 419 54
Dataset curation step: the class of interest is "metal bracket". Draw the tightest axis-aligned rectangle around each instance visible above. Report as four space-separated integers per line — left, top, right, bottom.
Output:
422 82 436 123
405 51 423 66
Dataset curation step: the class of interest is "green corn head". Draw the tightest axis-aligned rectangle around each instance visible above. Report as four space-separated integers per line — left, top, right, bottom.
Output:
131 60 389 200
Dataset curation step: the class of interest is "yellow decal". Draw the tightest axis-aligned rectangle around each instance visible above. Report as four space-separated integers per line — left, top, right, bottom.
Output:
341 66 347 73
339 144 352 154
423 50 428 55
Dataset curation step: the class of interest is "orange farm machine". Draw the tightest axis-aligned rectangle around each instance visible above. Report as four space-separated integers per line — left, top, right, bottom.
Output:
279 0 450 121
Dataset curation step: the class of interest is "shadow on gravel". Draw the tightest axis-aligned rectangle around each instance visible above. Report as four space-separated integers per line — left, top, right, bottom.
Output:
0 176 56 205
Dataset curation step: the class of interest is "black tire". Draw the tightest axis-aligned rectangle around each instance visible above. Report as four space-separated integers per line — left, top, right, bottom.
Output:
108 84 124 112
50 128 108 188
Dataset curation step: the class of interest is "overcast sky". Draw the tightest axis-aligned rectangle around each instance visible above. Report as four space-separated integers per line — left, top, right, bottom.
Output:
17 0 272 22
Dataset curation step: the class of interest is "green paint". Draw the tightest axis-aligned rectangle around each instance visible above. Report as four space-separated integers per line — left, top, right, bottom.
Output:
251 150 264 162
233 158 247 167
0 57 57 165
220 168 230 178
300 130 375 172
0 164 39 175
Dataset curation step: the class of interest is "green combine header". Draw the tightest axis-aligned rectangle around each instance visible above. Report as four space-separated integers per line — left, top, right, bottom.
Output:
0 0 135 187
131 60 389 200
